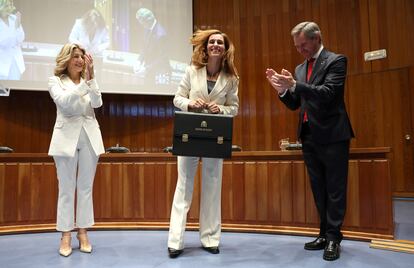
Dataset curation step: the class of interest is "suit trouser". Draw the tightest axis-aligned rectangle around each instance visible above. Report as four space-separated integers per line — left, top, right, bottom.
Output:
301 128 350 243
168 156 223 250
53 128 99 232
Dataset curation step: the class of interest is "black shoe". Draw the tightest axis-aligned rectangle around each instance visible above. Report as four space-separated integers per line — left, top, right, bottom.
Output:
168 247 183 258
202 246 220 254
304 237 327 250
323 241 340 261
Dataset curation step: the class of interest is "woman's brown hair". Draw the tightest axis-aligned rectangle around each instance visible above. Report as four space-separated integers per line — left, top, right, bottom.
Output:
190 29 238 77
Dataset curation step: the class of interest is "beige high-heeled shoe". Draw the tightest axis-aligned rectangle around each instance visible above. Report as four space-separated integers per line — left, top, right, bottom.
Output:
77 231 92 253
59 233 72 257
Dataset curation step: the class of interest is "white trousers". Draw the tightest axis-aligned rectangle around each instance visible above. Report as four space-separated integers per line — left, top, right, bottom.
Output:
53 128 99 232
168 156 223 250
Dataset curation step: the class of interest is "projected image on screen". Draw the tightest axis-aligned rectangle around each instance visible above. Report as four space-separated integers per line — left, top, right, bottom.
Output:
0 0 193 95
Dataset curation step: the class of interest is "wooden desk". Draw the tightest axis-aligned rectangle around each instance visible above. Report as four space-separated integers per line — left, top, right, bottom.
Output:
0 148 393 240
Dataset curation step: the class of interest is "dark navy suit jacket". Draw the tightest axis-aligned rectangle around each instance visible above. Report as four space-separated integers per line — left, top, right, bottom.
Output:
280 48 354 144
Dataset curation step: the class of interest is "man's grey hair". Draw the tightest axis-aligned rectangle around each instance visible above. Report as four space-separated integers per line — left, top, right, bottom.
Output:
291 21 322 42
136 8 155 23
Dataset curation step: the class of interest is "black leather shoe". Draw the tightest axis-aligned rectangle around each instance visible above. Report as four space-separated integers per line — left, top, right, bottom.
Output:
202 246 220 254
323 241 340 261
304 237 327 250
168 247 183 258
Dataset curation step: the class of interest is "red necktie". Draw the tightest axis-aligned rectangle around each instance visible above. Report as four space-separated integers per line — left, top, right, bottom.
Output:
306 58 315 82
303 58 315 122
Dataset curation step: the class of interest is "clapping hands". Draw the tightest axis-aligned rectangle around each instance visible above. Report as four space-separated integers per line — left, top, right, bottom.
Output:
266 68 295 95
84 54 94 81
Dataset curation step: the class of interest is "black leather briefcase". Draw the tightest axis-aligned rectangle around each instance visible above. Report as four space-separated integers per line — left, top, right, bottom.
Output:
172 111 233 159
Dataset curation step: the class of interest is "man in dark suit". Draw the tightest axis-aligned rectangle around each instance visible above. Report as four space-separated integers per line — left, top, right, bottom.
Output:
266 21 354 261
134 8 171 85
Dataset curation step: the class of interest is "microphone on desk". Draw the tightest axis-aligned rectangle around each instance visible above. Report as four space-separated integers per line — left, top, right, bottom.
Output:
0 83 10 96
0 146 13 153
105 143 130 153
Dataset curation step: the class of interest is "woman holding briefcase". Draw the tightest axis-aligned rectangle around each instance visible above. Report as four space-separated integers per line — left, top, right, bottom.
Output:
167 29 239 258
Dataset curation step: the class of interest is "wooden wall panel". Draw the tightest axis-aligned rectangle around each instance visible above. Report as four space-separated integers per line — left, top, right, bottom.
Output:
121 163 141 219
244 162 257 221
256 162 268 221
154 163 168 220
231 162 245 221
17 163 31 222
267 162 281 222
369 0 414 71
358 161 375 228
279 162 293 224
0 150 394 239
111 164 124 219
1 0 414 194
292 162 306 224
40 163 58 221
29 164 43 221
143 163 156 219
344 161 360 227
0 164 5 223
0 163 56 224
372 160 392 231
3 164 19 223
0 92 175 154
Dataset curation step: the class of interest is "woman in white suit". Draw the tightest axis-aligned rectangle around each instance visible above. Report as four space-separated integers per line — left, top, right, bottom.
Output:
48 43 105 257
168 29 239 258
0 0 25 80
68 9 110 57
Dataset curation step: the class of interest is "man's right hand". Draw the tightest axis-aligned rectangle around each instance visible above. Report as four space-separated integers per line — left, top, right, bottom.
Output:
266 68 286 95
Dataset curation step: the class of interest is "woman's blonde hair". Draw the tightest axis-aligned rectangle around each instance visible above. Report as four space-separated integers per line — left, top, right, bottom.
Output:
0 0 14 13
190 29 238 77
54 43 86 78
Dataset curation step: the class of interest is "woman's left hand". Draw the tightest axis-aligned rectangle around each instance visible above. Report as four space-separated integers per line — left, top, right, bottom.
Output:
84 54 94 80
207 102 221 114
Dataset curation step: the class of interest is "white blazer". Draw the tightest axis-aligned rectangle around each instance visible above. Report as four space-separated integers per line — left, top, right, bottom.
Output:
68 19 110 56
0 14 25 78
174 65 239 115
48 75 105 157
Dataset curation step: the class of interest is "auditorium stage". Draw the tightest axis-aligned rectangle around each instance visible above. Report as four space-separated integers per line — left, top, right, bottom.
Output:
0 228 412 268
0 199 412 267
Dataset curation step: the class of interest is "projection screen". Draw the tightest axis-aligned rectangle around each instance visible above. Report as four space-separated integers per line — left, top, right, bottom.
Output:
0 0 193 95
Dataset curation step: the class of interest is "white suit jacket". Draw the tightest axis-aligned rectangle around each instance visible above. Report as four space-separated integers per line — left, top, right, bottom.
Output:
48 75 105 157
174 65 239 115
69 19 110 56
0 14 25 78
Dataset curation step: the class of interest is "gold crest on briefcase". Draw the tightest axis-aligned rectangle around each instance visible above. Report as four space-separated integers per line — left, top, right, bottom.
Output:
195 120 212 132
